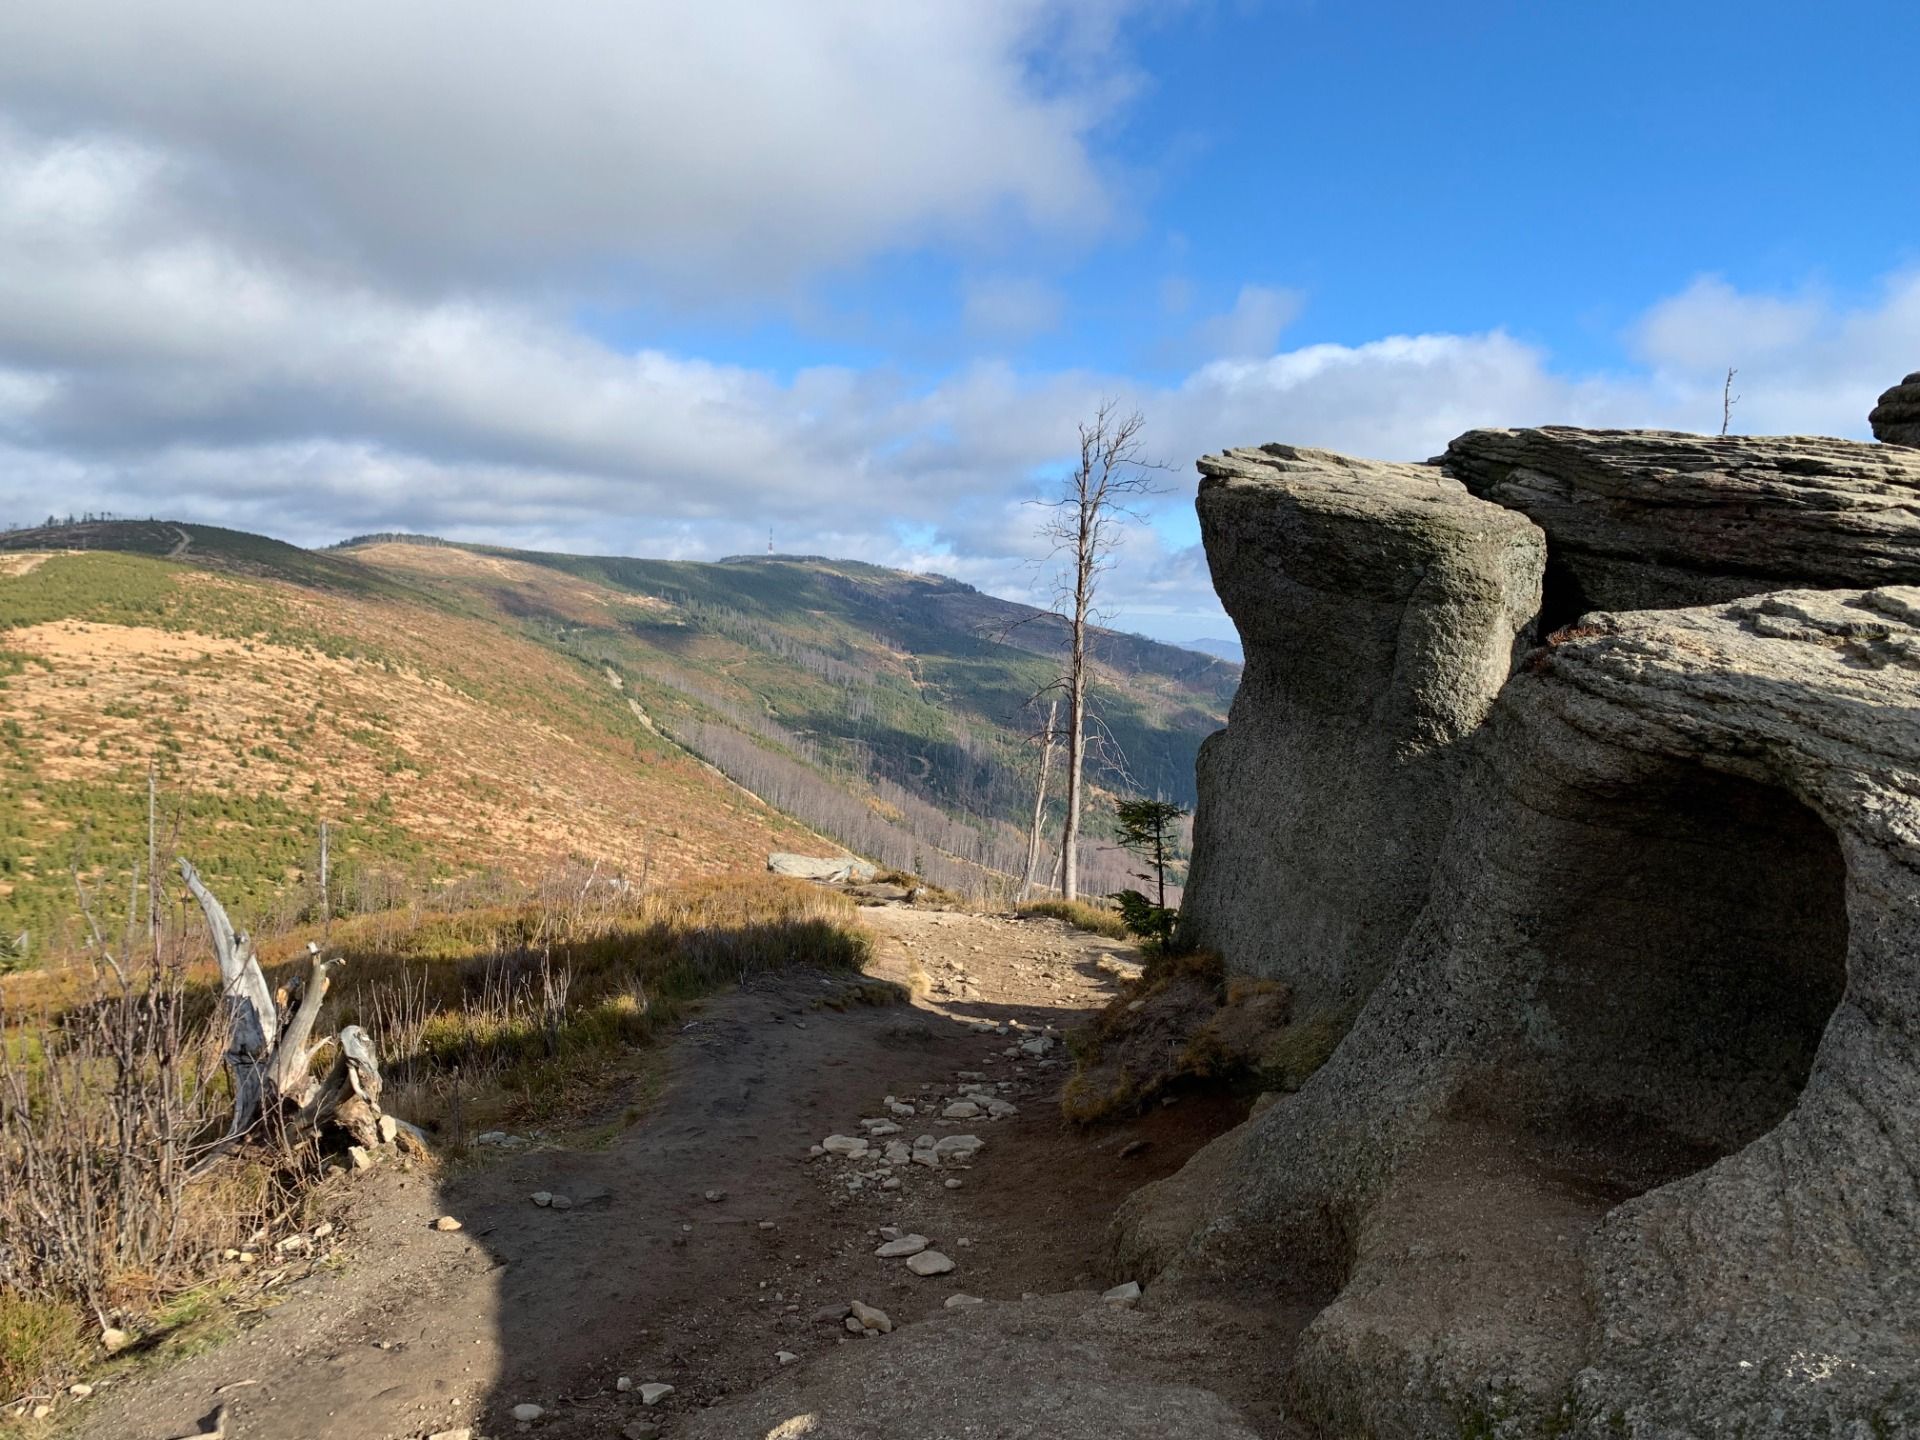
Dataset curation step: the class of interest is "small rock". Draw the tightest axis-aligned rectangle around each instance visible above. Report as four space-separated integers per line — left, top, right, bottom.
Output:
906 1250 956 1276
704 1188 726 1203
311 1222 334 1239
944 1294 986 1309
549 1194 573 1210
941 1101 982 1119
776 1350 799 1365
100 1327 131 1353
512 1402 544 1421
874 1234 929 1258
30 1406 52 1421
880 1176 900 1190
932 1134 983 1162
622 1424 660 1440
428 1429 473 1440
639 1382 674 1405
474 1130 509 1145
432 1215 463 1232
758 1220 777 1230
532 1191 553 1207
943 1178 963 1190
68 1383 92 1398
617 1376 634 1392
844 1315 864 1334
849 1299 893 1333
822 1135 870 1158
1103 1280 1142 1307
347 1144 374 1170
813 1304 852 1324
377 1114 399 1145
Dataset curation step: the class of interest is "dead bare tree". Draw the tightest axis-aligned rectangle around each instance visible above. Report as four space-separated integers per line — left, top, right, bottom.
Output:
1020 698 1060 900
1722 367 1740 436
1034 401 1162 900
178 858 391 1163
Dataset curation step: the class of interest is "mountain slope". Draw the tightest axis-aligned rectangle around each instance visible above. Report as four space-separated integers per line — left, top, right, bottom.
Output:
0 527 820 950
0 522 1235 953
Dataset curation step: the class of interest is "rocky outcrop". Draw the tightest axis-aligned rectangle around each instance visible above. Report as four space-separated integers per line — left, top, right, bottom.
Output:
1123 587 1920 1436
1872 370 1920 446
1442 426 1920 616
1177 445 1543 1013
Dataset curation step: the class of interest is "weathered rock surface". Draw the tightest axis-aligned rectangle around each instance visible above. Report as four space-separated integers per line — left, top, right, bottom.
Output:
766 852 879 883
1178 444 1545 1011
1871 370 1920 446
1122 587 1920 1436
1443 425 1920 616
673 1293 1261 1440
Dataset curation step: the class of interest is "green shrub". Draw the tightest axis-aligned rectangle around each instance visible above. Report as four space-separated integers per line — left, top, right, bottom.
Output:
1107 887 1177 941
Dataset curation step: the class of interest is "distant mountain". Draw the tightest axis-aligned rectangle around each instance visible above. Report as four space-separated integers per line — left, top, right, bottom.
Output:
1181 635 1244 664
0 521 1236 950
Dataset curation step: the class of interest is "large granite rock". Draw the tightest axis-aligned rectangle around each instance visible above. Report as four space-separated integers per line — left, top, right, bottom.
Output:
1120 588 1920 1437
1871 370 1920 446
1442 426 1920 617
673 1292 1263 1439
1177 445 1544 1013
766 852 878 883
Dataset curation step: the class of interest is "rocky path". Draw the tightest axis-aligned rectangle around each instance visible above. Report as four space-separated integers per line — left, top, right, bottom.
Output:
70 902 1277 1440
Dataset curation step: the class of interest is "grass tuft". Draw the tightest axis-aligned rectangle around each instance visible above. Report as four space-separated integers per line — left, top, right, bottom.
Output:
1016 897 1129 939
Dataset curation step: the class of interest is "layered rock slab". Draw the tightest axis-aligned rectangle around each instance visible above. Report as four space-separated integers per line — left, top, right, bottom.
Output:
1122 587 1920 1436
1177 444 1543 1011
1871 370 1920 446
1443 425 1920 616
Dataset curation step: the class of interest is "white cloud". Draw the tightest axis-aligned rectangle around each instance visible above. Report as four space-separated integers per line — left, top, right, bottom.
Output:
1630 271 1920 437
0 1 1127 293
0 115 1912 642
962 275 1066 342
1189 283 1305 360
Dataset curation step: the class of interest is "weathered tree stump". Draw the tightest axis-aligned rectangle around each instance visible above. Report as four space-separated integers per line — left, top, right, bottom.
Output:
179 858 393 1167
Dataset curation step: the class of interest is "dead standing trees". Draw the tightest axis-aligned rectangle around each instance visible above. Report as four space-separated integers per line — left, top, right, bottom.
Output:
179 858 388 1163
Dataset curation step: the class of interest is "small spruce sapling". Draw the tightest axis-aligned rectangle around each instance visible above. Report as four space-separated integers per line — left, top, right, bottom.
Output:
1108 797 1187 940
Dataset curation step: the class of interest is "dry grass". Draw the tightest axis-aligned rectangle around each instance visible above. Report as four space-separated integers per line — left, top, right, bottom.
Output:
0 868 871 1406
1016 897 1129 939
318 870 871 1137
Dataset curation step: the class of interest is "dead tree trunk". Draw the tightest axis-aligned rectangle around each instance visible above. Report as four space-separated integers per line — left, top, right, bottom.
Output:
1020 699 1060 901
179 858 394 1166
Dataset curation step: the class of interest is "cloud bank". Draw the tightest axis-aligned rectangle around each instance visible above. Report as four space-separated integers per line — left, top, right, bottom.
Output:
0 5 1910 641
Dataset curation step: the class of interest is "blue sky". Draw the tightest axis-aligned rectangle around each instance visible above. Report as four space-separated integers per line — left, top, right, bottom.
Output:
0 1 1914 641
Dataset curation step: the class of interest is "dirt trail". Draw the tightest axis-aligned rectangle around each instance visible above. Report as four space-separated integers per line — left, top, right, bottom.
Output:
71 903 1274 1440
